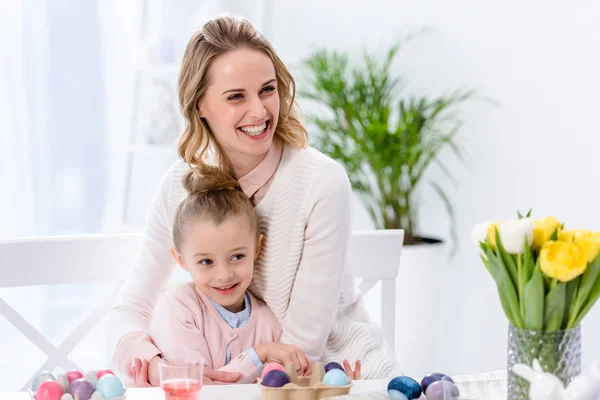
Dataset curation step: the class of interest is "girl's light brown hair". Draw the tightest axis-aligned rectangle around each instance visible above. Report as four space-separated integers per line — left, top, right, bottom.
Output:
177 14 308 173
173 166 260 251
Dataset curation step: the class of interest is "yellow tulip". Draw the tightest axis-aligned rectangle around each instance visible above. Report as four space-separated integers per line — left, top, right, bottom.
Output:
486 221 502 249
540 240 587 282
533 216 562 249
560 229 600 263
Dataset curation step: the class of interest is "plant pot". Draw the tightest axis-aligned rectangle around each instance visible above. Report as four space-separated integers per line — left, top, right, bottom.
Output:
507 324 582 400
394 236 447 377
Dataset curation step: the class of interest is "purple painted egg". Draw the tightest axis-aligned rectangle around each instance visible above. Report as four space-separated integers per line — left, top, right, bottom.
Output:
425 380 460 400
324 362 345 373
421 372 454 392
261 370 290 388
67 379 95 400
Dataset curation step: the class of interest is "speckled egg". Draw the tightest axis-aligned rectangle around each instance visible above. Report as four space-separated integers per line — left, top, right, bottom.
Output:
67 379 94 400
32 372 56 391
322 369 349 387
35 380 63 400
388 376 422 400
388 389 409 400
95 374 125 398
324 361 345 373
421 372 454 392
261 370 290 388
425 380 460 400
260 362 285 379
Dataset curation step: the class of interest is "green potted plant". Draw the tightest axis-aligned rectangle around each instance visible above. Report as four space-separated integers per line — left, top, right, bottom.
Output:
298 40 478 376
299 41 474 247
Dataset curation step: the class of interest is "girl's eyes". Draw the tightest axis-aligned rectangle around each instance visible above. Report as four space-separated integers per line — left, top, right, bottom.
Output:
231 254 246 261
199 259 214 266
226 86 276 101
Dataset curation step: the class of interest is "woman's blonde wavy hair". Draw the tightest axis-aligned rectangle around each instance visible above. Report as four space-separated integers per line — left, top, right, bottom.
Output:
177 14 308 173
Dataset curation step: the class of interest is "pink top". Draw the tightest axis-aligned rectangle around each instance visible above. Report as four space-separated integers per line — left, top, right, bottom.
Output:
149 283 282 384
111 139 284 383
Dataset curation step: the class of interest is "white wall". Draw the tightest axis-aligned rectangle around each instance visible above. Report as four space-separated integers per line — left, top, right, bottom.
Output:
266 0 600 375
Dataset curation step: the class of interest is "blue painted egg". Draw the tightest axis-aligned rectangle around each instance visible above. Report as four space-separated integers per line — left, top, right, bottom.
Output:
322 369 350 387
388 376 422 400
388 389 409 400
425 380 460 400
324 361 345 373
261 370 290 388
421 372 454 392
32 372 56 391
95 375 125 398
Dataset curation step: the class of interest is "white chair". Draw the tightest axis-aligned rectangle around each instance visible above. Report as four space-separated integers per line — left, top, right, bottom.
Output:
0 233 142 390
0 229 403 390
349 229 404 352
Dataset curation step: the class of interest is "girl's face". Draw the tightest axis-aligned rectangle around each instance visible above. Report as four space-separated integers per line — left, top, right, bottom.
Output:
172 213 258 312
198 47 280 170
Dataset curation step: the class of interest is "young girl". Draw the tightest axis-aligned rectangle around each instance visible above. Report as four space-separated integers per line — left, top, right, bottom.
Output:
141 166 316 384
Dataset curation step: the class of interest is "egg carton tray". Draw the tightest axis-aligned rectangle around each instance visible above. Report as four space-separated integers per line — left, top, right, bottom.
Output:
257 362 352 400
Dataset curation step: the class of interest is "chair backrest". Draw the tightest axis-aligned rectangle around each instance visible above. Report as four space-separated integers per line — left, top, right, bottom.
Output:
348 229 404 352
0 230 402 389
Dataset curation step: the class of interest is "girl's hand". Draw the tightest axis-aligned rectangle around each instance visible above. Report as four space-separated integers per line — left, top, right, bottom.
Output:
343 359 361 380
255 343 312 376
132 358 153 387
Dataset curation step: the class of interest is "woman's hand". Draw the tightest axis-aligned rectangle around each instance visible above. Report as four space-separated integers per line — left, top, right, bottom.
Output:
343 359 361 380
255 343 312 376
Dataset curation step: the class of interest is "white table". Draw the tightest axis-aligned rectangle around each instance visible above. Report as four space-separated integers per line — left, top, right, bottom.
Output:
0 371 508 399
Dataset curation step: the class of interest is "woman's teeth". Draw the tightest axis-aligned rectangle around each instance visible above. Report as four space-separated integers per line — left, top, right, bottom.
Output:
240 122 267 136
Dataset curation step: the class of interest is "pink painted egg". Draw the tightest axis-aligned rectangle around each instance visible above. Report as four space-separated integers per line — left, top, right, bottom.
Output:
96 369 114 380
66 370 84 385
261 362 285 379
35 380 64 400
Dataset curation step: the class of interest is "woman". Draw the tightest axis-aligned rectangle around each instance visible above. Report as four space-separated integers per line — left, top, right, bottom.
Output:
107 14 394 385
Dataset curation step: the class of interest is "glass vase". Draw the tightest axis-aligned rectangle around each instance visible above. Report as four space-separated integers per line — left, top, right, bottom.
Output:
507 324 581 400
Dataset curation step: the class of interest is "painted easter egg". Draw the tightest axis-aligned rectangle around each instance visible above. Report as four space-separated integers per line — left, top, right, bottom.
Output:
425 380 460 400
388 390 409 400
324 361 345 373
421 372 454 393
322 369 350 387
67 379 95 400
96 369 114 380
60 395 74 400
32 372 56 391
84 371 97 389
261 370 290 388
35 380 63 400
261 362 285 379
96 374 125 398
388 376 422 400
65 370 84 385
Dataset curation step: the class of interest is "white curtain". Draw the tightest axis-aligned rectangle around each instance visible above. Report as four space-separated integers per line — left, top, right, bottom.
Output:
0 0 35 239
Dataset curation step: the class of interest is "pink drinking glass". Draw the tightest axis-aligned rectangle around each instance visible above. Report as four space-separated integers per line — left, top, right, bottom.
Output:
158 358 204 400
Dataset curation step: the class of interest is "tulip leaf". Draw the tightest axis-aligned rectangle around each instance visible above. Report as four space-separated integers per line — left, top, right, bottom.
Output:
524 265 544 330
486 246 520 326
572 274 600 326
564 276 580 329
550 228 559 241
544 281 566 331
487 245 522 327
574 255 600 315
495 230 519 290
523 238 534 283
